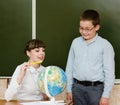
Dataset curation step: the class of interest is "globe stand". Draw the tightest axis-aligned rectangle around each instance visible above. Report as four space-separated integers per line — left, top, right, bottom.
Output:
50 97 57 105
44 67 57 105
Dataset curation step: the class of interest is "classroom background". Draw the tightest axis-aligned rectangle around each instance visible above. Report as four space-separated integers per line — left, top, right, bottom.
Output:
0 0 120 78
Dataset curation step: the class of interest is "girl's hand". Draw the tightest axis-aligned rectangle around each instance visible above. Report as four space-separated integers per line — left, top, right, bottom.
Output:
41 93 49 100
17 62 30 84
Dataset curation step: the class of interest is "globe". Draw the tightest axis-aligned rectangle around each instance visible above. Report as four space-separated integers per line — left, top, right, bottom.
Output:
38 66 67 98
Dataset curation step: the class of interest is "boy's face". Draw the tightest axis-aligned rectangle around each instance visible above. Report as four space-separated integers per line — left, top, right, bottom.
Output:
79 20 100 42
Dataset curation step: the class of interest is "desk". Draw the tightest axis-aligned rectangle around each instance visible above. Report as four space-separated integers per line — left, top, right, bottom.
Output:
0 100 67 105
0 100 21 105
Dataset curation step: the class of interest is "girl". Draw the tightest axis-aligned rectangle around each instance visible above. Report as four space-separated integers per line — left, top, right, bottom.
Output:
5 39 49 101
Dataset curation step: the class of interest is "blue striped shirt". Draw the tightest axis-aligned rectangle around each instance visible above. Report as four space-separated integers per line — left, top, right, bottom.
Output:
65 34 115 98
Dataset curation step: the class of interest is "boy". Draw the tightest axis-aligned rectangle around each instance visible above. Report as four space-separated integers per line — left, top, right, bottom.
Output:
65 9 115 105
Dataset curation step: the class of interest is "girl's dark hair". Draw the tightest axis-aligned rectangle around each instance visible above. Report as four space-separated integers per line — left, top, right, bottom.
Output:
24 39 46 54
80 9 100 26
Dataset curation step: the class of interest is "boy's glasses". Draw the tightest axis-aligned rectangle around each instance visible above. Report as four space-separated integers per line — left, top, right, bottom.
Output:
79 26 94 32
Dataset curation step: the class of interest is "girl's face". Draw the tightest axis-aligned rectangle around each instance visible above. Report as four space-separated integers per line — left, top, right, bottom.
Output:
79 20 100 43
26 47 45 63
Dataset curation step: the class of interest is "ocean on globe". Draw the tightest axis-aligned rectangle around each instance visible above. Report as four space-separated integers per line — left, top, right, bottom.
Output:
38 66 67 97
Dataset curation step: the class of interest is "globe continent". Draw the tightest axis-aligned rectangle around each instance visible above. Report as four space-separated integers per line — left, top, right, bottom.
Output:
38 66 67 97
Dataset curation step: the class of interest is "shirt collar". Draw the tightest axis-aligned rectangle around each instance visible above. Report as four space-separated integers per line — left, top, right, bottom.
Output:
28 65 43 74
82 33 98 44
90 33 98 43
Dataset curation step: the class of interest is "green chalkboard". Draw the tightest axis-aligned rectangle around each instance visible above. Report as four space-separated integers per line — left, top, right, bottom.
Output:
1 0 120 78
0 0 32 76
36 0 120 78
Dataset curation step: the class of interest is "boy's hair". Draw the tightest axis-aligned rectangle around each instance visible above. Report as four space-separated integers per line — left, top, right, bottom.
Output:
24 39 46 54
80 9 100 26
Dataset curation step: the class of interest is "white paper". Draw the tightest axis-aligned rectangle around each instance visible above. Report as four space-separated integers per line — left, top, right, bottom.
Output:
20 100 65 105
